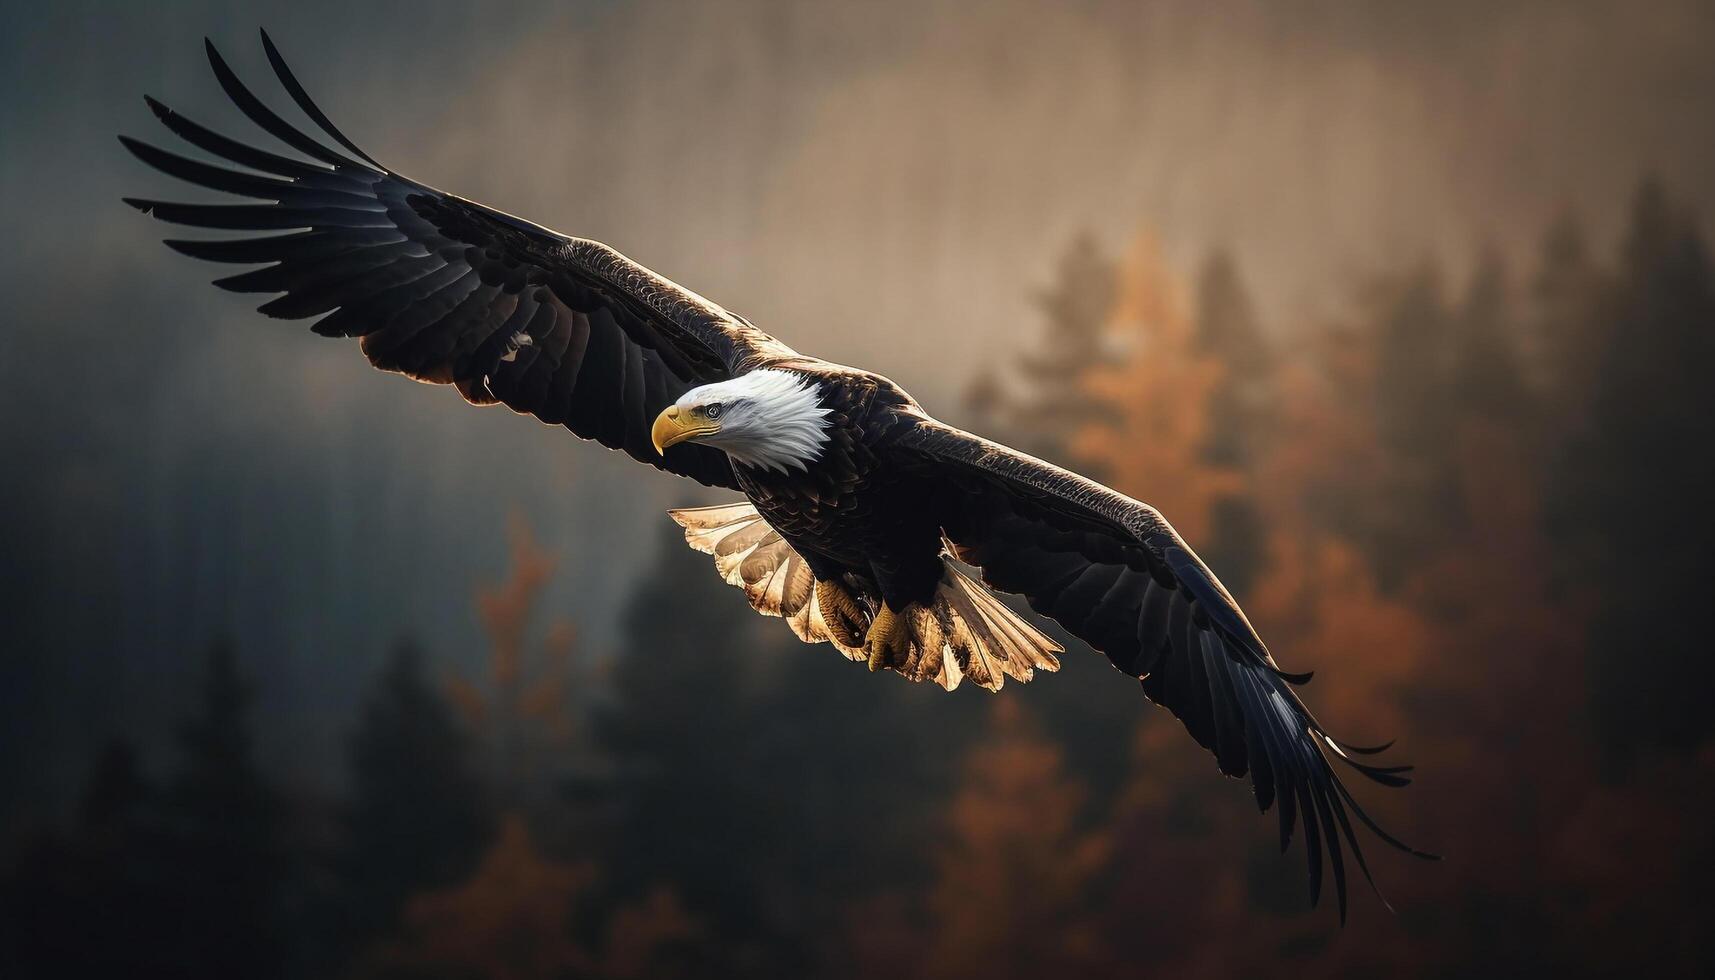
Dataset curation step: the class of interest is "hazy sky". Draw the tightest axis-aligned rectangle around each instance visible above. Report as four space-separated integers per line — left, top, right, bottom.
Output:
9 2 1714 385
3 0 1712 814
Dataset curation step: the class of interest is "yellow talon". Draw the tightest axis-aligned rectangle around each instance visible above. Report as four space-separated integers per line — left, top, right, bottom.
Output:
816 579 868 649
864 603 910 672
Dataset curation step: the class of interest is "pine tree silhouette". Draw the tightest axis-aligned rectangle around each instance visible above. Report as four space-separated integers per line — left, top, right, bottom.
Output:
597 526 784 975
450 515 587 831
1528 212 1603 415
1451 251 1530 421
160 639 285 979
1 738 182 978
917 699 1111 980
1193 249 1275 598
1550 180 1715 763
1011 233 1120 469
1355 263 1462 588
338 639 494 958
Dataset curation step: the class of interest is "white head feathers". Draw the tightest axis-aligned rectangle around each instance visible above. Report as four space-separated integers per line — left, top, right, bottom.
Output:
675 369 832 473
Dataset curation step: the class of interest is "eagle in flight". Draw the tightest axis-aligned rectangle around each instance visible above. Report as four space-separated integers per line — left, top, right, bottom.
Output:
124 31 1433 919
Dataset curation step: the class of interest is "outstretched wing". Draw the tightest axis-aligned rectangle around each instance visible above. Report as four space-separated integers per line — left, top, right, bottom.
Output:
123 31 798 489
894 419 1435 920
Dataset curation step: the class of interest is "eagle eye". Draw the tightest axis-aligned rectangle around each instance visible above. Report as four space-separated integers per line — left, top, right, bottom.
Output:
705 403 723 420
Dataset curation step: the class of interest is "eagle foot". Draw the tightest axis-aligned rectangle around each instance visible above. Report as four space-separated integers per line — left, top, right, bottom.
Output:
864 603 911 673
816 578 869 649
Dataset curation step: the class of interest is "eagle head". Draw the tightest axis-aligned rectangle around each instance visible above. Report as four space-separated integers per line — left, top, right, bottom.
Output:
651 368 832 474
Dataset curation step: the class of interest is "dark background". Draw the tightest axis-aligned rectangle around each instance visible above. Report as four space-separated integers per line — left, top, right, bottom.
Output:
3 2 1713 976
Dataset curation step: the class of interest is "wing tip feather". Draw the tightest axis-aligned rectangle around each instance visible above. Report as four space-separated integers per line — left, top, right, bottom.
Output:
258 27 385 170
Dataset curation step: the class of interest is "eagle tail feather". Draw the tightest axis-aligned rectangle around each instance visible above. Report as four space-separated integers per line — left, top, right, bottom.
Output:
668 503 1063 691
904 563 1063 692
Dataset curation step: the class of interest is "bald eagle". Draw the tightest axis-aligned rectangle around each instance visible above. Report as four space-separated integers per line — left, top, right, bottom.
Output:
123 32 1433 918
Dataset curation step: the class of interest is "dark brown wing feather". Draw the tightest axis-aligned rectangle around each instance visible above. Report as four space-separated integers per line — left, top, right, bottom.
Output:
893 417 1436 921
123 31 799 490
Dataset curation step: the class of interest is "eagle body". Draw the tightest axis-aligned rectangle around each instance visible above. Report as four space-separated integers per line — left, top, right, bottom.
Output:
731 367 948 610
124 32 1434 920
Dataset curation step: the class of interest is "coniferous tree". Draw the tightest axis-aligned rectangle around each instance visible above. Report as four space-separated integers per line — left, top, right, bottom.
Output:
1193 249 1274 598
917 699 1111 980
1451 251 1532 427
600 526 978 977
1363 264 1461 587
1441 251 1538 547
450 516 585 825
78 738 151 831
1194 249 1273 467
1011 234 1120 467
749 611 986 976
359 814 595 980
338 639 494 957
160 639 285 979
1550 181 1715 762
1528 211 1603 415
596 526 787 975
359 814 703 980
1 738 181 978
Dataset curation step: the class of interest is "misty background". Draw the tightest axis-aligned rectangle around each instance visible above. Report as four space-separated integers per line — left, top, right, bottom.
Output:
3 2 1714 976
7 0 1711 811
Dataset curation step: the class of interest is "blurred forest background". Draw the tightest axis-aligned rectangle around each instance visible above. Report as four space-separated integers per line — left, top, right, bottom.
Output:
4 1 1715 977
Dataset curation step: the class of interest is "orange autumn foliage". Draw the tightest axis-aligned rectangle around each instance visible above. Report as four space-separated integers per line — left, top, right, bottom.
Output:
450 514 578 737
363 814 701 980
1071 233 1240 544
915 698 1112 980
366 814 596 980
447 514 590 812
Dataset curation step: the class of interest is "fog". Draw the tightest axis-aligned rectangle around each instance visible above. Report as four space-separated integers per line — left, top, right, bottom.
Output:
3 0 1711 817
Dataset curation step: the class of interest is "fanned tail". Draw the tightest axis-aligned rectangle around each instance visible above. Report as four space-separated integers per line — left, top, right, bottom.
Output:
893 564 1063 692
668 503 1062 691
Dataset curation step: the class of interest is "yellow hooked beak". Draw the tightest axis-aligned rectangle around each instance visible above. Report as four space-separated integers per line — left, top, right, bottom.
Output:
651 405 719 455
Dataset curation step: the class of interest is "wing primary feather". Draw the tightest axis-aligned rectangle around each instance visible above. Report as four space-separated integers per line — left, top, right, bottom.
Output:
1241 676 1289 844
143 95 331 179
258 29 385 169
210 241 413 294
1333 757 1415 788
1266 698 1324 904
118 135 294 199
1232 666 1277 813
1179 610 1218 750
1301 752 1325 909
264 253 451 321
1327 768 1442 861
1202 632 1249 775
163 230 335 263
1235 666 1297 847
203 37 364 170
1151 598 1197 731
125 198 391 231
269 188 389 212
1307 772 1349 923
1277 771 1299 855
1330 737 1396 756
1323 776 1390 913
197 229 406 270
